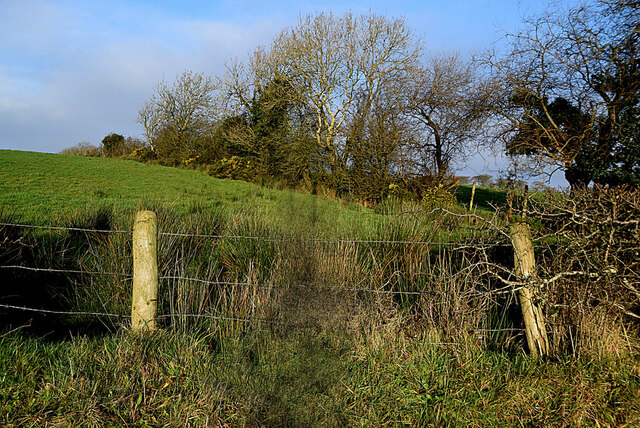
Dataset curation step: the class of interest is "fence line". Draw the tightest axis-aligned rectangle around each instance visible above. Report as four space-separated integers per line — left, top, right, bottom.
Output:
0 221 509 248
0 265 515 298
0 216 528 336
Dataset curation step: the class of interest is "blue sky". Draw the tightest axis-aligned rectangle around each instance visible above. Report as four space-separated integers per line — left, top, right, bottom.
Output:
0 0 580 182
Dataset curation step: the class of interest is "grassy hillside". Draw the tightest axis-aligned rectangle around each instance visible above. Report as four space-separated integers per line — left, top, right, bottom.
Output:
0 150 379 237
0 150 502 243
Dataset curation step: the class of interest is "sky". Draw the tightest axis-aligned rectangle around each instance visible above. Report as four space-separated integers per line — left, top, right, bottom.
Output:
0 0 581 184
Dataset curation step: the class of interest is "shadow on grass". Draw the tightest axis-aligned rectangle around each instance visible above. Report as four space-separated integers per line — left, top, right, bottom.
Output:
0 207 123 340
454 185 507 211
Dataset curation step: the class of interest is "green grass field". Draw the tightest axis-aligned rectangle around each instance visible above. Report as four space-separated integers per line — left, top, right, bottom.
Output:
453 182 508 210
1 150 638 426
1 149 260 215
0 149 495 242
0 149 383 237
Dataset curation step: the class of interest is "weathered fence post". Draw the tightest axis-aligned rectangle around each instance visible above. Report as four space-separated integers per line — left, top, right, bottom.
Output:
131 210 158 331
469 181 477 211
510 222 549 357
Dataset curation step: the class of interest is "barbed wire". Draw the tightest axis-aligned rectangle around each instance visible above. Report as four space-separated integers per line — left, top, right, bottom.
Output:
161 231 510 247
0 303 525 333
0 302 263 324
0 265 514 298
296 281 496 297
157 312 260 323
159 275 505 297
0 303 129 318
160 276 274 290
0 265 132 277
1 221 509 248
164 275 519 305
0 222 131 234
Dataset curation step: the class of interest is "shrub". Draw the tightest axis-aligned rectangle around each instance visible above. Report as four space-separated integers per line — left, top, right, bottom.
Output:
60 142 101 157
421 183 456 208
206 156 258 181
124 146 156 162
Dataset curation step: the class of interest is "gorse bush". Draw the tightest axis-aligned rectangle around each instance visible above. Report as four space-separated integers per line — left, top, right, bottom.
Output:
421 183 456 209
206 156 258 181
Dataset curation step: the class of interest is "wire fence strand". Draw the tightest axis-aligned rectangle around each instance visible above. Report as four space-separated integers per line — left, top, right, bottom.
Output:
0 265 132 277
159 231 509 247
0 222 131 234
0 303 130 318
0 303 523 336
158 276 504 297
157 313 261 323
1 221 508 247
0 303 525 333
0 265 512 298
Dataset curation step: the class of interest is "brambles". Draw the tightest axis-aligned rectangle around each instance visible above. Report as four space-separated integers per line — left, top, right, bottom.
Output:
519 185 640 356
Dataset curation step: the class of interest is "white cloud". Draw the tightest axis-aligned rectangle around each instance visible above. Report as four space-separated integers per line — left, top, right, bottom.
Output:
0 1 281 152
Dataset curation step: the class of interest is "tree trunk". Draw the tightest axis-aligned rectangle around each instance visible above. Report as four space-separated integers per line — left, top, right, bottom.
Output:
565 163 590 194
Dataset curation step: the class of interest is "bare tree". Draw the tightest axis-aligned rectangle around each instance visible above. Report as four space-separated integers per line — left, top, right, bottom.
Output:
484 0 640 190
404 53 491 181
137 71 219 162
267 12 422 178
137 100 162 151
217 12 424 195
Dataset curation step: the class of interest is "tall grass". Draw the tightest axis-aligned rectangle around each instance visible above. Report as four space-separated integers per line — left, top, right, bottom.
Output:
0 197 620 352
1 151 639 425
1 325 637 426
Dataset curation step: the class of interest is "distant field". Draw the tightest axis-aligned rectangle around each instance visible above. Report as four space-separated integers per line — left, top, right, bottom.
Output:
453 183 508 210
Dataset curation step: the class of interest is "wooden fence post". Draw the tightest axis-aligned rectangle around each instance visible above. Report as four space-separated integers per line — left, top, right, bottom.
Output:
131 210 158 331
510 222 549 357
469 181 477 211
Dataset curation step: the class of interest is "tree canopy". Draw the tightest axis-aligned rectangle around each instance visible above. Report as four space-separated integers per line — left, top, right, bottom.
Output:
134 3 639 200
486 0 640 190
